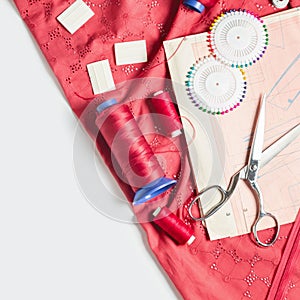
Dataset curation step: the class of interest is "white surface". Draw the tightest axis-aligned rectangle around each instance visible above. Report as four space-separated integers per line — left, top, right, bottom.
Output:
57 0 95 34
0 1 180 299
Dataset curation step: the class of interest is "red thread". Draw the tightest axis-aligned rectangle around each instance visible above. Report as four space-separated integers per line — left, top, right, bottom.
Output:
95 103 165 191
74 91 95 101
148 91 183 137
140 37 185 74
147 90 196 150
152 206 195 245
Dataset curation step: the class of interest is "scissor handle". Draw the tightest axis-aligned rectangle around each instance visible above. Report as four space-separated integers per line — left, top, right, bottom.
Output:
252 212 280 247
249 181 280 247
188 185 229 221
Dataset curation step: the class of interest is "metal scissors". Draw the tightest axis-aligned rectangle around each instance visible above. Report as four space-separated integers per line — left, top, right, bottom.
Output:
188 94 300 247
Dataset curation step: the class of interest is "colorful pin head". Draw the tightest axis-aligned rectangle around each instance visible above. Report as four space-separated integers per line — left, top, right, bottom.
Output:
208 9 269 68
185 56 247 115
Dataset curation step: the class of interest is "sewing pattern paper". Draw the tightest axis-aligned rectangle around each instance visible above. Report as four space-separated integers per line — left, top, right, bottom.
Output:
164 8 300 240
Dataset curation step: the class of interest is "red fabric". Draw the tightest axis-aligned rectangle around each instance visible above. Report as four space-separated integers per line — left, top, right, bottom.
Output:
12 0 300 299
267 210 300 300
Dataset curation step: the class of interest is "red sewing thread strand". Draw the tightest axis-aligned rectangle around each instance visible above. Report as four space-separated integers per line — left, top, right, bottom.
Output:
140 37 185 74
153 206 195 245
74 91 95 101
95 103 164 190
148 91 183 137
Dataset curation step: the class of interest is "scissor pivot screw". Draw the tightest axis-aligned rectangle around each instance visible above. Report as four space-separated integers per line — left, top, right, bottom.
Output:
250 164 258 171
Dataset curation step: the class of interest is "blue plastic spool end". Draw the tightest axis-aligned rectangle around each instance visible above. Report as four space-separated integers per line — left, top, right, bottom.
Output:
133 177 177 206
183 0 205 13
96 98 117 113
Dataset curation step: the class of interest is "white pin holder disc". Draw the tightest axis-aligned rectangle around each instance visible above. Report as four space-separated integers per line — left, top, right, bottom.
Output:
208 9 269 68
185 56 247 115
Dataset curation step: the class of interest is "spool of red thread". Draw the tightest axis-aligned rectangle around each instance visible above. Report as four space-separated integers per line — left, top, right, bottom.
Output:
148 90 183 138
183 0 218 13
152 206 195 245
95 99 177 205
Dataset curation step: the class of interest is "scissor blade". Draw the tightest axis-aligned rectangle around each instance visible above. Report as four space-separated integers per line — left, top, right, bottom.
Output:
261 123 300 169
238 123 300 180
248 94 266 163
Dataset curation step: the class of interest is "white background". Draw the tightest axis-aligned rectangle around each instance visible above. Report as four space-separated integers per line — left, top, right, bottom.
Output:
0 1 180 299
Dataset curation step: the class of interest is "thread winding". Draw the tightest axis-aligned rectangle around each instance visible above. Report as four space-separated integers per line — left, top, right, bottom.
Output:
96 103 165 189
153 206 195 245
95 101 176 204
148 91 183 137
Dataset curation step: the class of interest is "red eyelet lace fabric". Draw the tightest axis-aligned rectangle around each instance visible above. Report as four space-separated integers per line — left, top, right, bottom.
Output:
267 211 300 300
12 0 300 299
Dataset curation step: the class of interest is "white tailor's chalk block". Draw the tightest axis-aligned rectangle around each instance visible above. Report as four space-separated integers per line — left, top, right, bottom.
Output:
57 0 95 34
114 40 148 65
87 60 116 95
